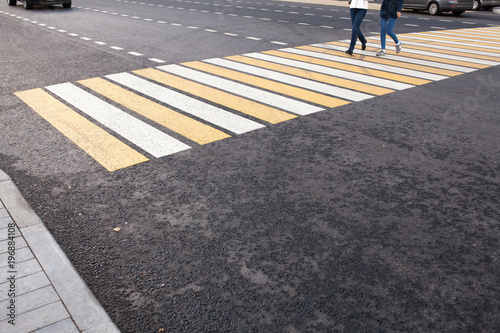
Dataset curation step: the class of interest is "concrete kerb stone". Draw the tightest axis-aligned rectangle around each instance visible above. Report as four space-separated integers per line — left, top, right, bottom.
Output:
0 169 120 333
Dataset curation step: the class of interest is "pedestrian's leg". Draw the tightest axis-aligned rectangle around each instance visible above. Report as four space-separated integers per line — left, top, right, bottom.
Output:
348 9 365 53
387 18 399 44
356 9 368 49
377 16 387 56
387 17 402 53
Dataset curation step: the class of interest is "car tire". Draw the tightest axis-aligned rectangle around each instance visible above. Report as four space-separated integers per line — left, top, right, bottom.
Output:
23 0 33 9
428 1 442 15
452 10 464 15
7 0 16 6
62 0 71 8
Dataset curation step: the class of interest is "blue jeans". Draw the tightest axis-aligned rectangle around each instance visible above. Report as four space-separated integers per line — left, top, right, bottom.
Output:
380 16 399 49
348 8 367 52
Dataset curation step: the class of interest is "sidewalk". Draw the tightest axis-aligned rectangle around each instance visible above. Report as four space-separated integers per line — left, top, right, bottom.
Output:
0 169 120 333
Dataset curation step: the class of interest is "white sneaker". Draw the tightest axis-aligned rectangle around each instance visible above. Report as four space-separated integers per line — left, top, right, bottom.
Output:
376 49 386 56
396 42 402 53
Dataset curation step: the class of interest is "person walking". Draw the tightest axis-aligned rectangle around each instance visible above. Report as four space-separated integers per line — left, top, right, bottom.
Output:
345 0 369 56
376 0 404 56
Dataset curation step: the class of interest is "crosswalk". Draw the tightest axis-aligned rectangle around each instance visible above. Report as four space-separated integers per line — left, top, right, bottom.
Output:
15 26 500 171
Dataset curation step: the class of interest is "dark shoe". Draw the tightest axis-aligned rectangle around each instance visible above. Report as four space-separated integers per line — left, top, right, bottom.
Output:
345 50 353 55
362 43 366 51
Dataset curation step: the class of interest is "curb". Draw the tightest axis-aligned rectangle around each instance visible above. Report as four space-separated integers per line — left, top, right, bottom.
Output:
0 169 120 332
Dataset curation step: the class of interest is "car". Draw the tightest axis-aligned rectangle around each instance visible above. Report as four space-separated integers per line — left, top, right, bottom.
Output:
6 0 71 9
403 0 473 15
472 0 500 10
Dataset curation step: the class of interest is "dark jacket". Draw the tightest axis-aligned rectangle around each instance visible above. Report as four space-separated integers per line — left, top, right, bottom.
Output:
380 0 404 19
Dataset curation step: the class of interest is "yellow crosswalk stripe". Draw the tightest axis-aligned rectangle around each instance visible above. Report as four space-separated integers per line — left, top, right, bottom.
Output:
224 55 395 96
397 37 500 61
78 77 230 145
182 61 350 108
410 33 500 50
325 41 461 77
267 48 430 85
14 88 148 172
367 41 489 69
132 68 297 124
438 30 500 42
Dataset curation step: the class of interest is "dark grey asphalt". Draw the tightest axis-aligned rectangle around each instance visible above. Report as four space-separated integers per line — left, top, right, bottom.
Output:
1 0 499 332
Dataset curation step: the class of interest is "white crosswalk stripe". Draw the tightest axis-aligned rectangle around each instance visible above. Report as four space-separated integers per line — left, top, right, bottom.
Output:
46 82 191 158
203 58 373 102
106 72 265 134
310 44 449 81
241 52 414 90
157 64 324 115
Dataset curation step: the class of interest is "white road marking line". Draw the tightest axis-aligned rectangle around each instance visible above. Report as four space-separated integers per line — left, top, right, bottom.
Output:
409 32 500 49
245 52 413 90
46 83 191 157
385 38 500 60
149 58 166 63
106 73 265 134
393 36 500 64
158 64 324 116
311 44 448 81
204 58 372 102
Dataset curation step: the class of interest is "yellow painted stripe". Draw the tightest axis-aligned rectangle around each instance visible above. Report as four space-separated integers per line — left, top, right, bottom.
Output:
368 40 488 69
269 48 430 85
15 88 148 172
398 37 500 60
326 41 461 77
182 61 350 108
133 68 297 124
225 55 395 96
410 34 500 50
439 30 500 42
78 77 229 145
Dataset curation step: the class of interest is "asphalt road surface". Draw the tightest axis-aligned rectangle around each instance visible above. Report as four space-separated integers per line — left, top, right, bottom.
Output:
1 0 499 332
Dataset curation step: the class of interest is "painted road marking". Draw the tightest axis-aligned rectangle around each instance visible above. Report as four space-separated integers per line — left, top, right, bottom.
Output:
392 38 500 63
307 44 448 81
203 58 373 102
78 77 231 145
106 73 265 134
182 61 350 108
157 64 325 115
271 48 419 87
14 26 500 171
225 54 395 96
327 41 464 76
14 89 149 171
46 82 192 158
133 68 297 124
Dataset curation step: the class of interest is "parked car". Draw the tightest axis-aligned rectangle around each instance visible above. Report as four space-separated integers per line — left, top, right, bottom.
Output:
403 0 473 15
472 0 500 10
6 0 71 9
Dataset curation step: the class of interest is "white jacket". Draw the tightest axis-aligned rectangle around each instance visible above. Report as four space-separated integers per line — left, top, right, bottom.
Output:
350 0 368 9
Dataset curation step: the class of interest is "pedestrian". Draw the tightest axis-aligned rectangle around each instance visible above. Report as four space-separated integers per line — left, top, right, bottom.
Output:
345 0 369 56
376 0 404 56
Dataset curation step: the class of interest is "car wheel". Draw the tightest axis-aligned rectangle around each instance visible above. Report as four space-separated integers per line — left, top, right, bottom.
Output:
428 1 442 15
7 0 16 5
23 0 33 9
452 10 464 15
62 0 71 8
472 0 480 10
